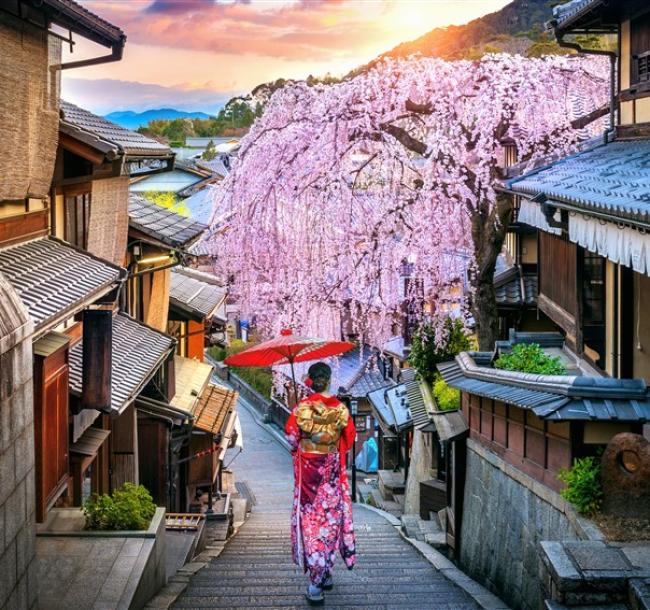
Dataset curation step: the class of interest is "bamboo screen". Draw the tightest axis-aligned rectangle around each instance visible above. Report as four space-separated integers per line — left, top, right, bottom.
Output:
0 13 61 201
146 267 171 332
87 176 130 266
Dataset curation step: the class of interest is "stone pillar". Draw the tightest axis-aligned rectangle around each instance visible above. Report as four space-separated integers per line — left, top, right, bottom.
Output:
404 429 433 515
0 274 36 609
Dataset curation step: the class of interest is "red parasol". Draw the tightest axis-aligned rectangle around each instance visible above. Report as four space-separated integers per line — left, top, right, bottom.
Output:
224 329 354 399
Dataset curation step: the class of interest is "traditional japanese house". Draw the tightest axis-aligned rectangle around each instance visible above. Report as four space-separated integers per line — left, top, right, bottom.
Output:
126 195 237 511
366 378 467 518
438 330 650 610
0 1 127 603
506 0 650 412
137 356 239 512
127 194 207 331
169 267 228 361
53 101 174 265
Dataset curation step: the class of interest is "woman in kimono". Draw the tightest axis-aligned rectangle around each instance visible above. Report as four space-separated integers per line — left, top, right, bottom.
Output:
284 361 356 605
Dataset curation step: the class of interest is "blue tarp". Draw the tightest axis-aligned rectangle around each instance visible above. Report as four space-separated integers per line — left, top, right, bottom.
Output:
355 437 378 473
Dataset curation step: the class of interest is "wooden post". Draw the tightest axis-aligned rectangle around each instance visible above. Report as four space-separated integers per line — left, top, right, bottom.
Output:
82 306 113 411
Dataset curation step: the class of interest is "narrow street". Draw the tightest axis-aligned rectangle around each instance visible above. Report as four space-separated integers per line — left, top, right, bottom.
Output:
172 398 482 610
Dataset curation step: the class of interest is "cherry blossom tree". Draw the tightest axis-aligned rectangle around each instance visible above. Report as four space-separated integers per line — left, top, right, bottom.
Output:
207 53 607 349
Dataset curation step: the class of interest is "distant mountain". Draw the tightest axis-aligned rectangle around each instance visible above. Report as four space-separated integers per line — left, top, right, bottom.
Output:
105 108 213 130
236 0 565 113
352 0 563 75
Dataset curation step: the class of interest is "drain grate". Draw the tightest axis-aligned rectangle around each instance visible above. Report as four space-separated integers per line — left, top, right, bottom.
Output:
235 481 257 506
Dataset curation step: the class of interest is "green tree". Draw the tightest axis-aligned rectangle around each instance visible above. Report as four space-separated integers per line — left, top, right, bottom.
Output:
409 318 473 383
202 140 217 161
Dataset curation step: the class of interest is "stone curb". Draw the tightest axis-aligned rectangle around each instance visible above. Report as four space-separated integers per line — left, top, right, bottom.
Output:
144 541 229 609
359 502 512 610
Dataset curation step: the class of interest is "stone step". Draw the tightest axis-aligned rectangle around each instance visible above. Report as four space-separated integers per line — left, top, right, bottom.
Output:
630 578 650 610
175 592 479 608
545 602 628 610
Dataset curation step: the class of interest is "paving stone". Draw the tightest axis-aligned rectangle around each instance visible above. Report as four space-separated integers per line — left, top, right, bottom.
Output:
172 397 496 610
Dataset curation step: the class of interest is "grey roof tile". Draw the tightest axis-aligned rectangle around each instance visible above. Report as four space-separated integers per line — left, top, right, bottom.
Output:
0 237 124 334
367 379 436 434
439 346 650 423
170 268 226 320
507 140 650 227
276 346 394 399
495 266 537 309
60 101 171 158
69 312 175 415
129 195 207 248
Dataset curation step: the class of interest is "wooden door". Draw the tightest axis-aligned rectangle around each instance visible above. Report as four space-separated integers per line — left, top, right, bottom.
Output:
34 350 70 522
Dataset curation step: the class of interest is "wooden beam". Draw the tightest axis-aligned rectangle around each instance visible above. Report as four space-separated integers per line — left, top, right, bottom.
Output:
0 209 48 247
59 132 106 165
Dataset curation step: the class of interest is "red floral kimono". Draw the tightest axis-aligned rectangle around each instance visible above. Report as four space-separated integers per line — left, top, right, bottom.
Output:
285 393 356 586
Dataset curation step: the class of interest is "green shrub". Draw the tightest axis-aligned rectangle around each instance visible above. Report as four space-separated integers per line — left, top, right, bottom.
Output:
433 379 460 411
494 343 567 375
84 483 156 531
208 345 227 362
558 456 603 517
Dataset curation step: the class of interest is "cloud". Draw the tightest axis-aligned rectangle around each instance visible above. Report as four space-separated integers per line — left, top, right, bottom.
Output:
81 0 391 60
61 77 233 115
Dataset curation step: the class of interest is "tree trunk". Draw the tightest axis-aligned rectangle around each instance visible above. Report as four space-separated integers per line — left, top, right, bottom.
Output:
470 194 513 351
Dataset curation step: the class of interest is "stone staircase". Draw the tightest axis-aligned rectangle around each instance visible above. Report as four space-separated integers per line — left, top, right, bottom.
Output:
540 541 650 610
401 513 447 549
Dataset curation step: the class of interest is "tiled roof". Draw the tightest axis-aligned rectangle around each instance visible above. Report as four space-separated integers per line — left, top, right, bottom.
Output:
69 312 175 415
439 344 650 423
552 0 602 29
495 266 537 309
60 101 171 159
0 237 124 336
171 356 213 414
129 195 207 248
130 168 205 194
5 0 125 49
191 383 238 435
507 140 650 228
170 268 227 320
367 379 437 435
182 187 217 224
276 347 394 399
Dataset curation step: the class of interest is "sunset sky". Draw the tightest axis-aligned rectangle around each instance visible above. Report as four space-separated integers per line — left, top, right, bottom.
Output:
63 0 509 115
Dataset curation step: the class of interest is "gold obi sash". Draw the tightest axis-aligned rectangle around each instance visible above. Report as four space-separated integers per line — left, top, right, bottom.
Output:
299 439 339 454
296 399 349 454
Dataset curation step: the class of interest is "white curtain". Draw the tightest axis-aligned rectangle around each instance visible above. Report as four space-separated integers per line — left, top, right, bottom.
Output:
518 199 562 235
569 212 650 275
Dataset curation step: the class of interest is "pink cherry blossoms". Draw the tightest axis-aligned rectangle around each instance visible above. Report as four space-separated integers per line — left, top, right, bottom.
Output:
206 53 608 347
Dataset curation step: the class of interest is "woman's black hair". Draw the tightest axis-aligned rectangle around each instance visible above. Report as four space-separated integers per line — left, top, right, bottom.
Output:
308 361 332 393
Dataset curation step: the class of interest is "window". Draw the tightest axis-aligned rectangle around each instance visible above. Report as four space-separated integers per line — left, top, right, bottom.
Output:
581 249 607 369
64 192 90 249
631 12 650 86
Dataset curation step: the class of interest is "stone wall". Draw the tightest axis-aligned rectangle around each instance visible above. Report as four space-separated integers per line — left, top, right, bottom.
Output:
0 276 36 609
460 439 597 610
